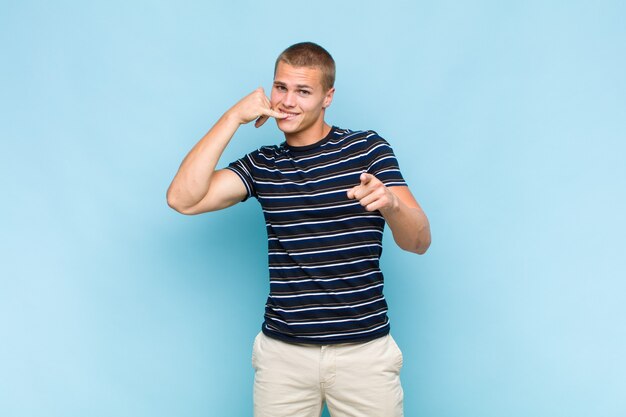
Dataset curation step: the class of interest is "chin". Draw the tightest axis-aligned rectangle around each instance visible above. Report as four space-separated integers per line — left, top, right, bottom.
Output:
276 120 301 134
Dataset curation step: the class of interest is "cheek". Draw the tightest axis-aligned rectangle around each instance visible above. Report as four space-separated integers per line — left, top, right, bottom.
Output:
270 90 282 106
299 100 318 114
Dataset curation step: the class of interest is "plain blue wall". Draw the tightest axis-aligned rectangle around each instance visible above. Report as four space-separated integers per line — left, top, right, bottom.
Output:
1 1 625 416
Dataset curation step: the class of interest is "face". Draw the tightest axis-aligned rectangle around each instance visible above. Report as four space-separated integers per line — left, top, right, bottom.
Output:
271 62 335 140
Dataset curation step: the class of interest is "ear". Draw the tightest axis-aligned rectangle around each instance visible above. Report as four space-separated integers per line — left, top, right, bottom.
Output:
322 87 335 109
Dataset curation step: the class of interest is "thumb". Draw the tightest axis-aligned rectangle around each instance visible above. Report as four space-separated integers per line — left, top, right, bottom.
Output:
360 172 373 185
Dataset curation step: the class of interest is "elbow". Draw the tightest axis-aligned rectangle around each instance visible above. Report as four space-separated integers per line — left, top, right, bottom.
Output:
405 226 431 255
402 237 430 255
166 196 186 215
413 237 431 255
397 236 430 255
399 209 431 255
414 220 432 254
166 188 196 215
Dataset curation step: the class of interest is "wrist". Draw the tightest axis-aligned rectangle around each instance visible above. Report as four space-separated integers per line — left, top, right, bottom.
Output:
222 108 245 127
380 190 400 216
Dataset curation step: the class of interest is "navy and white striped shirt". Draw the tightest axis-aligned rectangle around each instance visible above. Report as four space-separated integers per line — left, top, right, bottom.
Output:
227 126 407 344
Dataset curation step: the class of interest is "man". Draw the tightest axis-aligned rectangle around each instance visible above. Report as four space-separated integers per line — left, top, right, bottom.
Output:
167 42 430 417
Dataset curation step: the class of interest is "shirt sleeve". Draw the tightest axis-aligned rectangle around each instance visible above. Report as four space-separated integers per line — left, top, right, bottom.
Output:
366 134 408 187
226 152 257 201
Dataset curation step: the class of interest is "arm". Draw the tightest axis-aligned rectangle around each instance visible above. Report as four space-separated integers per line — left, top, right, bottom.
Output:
347 173 431 254
166 88 286 215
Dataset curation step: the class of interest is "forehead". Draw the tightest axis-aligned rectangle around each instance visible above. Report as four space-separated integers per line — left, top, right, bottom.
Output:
273 62 324 89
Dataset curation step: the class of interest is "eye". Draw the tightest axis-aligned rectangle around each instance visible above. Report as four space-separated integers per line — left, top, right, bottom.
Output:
275 85 287 92
299 90 311 96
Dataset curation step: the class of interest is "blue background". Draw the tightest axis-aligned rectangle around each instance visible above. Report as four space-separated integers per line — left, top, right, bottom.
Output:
1 1 625 416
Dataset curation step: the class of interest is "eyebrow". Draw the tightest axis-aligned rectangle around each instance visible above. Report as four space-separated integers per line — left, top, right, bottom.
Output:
273 81 313 90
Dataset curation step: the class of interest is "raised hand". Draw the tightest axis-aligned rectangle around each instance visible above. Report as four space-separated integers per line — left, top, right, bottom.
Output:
347 173 398 213
227 87 287 128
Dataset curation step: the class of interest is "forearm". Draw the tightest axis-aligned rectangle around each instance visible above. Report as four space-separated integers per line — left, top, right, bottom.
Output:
380 197 431 254
167 88 287 213
167 111 240 211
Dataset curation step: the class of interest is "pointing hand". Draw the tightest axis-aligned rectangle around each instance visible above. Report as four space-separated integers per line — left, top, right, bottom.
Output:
347 173 398 213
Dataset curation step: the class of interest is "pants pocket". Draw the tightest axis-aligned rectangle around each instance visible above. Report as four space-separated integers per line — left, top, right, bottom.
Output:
388 335 404 371
251 332 262 370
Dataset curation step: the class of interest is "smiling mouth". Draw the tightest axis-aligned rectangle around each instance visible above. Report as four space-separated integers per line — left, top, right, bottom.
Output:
280 110 300 119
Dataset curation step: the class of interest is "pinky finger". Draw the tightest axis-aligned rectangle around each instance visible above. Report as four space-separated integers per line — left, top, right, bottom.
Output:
255 115 268 128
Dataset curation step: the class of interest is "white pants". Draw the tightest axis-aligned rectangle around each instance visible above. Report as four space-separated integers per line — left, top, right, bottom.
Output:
252 332 404 417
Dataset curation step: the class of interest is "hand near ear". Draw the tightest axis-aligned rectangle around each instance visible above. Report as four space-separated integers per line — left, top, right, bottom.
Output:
347 173 398 213
227 87 288 128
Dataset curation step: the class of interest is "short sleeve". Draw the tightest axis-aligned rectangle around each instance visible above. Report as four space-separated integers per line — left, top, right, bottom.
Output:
226 153 257 201
366 134 407 187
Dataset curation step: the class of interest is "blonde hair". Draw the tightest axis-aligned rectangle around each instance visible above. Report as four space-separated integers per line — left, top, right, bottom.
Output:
275 42 336 91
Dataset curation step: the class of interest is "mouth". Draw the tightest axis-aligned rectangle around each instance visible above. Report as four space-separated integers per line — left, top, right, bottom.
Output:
279 110 300 120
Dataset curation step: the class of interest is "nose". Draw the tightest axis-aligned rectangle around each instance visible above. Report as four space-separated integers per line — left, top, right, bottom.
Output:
283 90 296 108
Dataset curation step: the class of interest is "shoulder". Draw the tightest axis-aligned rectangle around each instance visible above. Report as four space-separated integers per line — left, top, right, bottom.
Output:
245 143 284 161
339 128 395 155
321 128 396 162
331 126 387 147
230 143 285 173
335 127 391 144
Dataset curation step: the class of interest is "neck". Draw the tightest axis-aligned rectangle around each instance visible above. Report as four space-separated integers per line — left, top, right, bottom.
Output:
285 122 332 148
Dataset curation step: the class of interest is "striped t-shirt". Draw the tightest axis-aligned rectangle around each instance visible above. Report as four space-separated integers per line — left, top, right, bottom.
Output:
227 126 407 344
